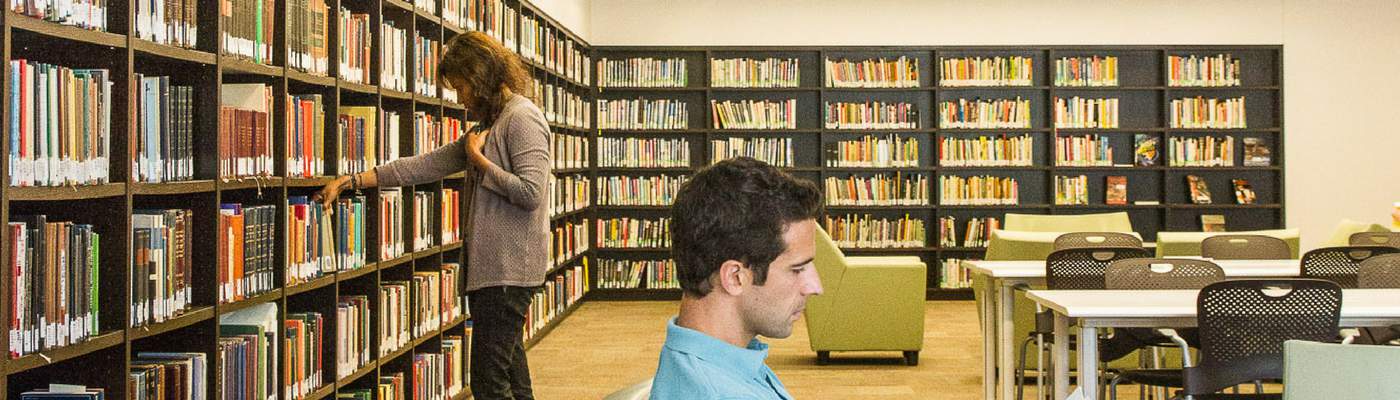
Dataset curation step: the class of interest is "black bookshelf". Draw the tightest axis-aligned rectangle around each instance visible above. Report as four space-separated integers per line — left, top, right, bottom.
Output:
0 0 591 399
593 45 1285 300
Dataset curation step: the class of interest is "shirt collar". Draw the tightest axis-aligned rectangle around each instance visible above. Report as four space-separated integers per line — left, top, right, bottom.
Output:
664 317 770 377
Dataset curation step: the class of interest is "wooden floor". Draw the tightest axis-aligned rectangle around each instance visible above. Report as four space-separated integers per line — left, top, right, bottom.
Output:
527 301 985 400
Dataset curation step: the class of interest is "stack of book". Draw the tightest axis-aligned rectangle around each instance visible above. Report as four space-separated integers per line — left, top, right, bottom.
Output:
823 101 918 130
287 94 327 178
710 137 793 167
823 214 926 249
1054 56 1118 87
1053 97 1119 129
596 58 687 87
219 204 277 303
7 217 101 358
596 217 671 249
824 57 919 88
287 196 334 285
827 134 920 168
8 62 113 187
597 99 689 130
221 83 274 178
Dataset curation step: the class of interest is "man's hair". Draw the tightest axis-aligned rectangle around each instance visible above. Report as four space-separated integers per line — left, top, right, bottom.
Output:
670 157 823 297
439 31 532 127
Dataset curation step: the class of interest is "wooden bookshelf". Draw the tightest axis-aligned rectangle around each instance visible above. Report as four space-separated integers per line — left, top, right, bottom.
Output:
593 45 1285 300
0 0 590 399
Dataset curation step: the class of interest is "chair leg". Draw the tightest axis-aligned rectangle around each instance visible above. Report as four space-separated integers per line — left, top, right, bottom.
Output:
903 351 919 366
1016 335 1034 400
816 351 829 366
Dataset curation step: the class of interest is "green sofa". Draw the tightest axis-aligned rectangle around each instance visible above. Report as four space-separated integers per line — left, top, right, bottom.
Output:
1155 229 1301 258
806 227 927 365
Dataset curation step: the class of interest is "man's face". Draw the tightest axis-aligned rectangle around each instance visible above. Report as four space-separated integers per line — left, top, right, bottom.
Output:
739 219 823 339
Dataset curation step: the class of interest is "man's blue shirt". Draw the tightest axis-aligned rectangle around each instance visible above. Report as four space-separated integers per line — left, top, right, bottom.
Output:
649 317 793 400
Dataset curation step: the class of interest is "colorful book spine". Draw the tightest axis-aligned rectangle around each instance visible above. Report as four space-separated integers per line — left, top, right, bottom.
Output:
938 97 1032 129
14 0 108 30
1168 136 1236 167
823 173 930 206
524 263 590 340
939 135 1034 167
285 0 329 75
218 203 277 303
939 175 1019 205
710 58 800 88
936 216 1000 248
551 174 591 216
823 213 926 249
441 336 467 397
598 137 687 168
1054 56 1118 87
710 99 798 130
7 217 101 359
544 85 589 128
552 219 589 266
414 33 441 97
337 106 378 174
595 175 688 206
287 196 335 285
379 281 410 356
1170 96 1247 129
710 137 793 167
379 109 401 166
554 134 591 169
1054 175 1089 205
828 134 920 168
441 188 460 245
284 312 325 399
597 99 689 130
1053 97 1119 129
333 196 366 271
220 83 275 178
1168 54 1241 87
287 94 327 178
824 57 919 88
381 21 408 92
413 192 435 252
410 271 442 337
133 75 195 182
1055 134 1114 166
940 56 1034 87
413 112 442 156
939 258 974 289
595 217 670 249
379 189 405 260
336 295 371 379
596 58 687 88
823 101 918 130
131 209 194 327
7 62 113 187
596 259 666 290
219 0 276 64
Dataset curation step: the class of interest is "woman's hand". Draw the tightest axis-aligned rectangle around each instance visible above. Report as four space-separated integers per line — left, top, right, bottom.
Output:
314 175 353 208
466 129 491 168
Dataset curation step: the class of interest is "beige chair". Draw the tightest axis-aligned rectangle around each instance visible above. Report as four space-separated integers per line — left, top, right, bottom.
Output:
1320 219 1389 247
603 379 652 400
1200 234 1292 260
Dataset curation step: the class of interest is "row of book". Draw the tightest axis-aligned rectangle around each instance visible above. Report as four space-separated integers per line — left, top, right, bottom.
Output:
823 101 919 130
129 352 209 400
286 0 329 76
413 112 443 156
596 57 687 88
1168 136 1235 167
287 94 327 178
220 0 276 65
1167 54 1241 87
710 137 794 167
1188 176 1259 205
938 97 1032 129
218 303 278 400
1053 56 1119 87
938 259 973 289
939 56 1034 87
1055 134 1115 166
218 203 277 304
441 188 461 245
337 295 371 379
826 134 920 168
134 75 195 182
284 312 324 399
382 21 409 92
555 133 591 169
412 192 437 252
551 174 590 216
287 196 335 286
552 219 589 266
379 267 465 357
480 0 517 51
131 209 194 327
940 135 1034 167
220 83 274 178
825 57 920 88
524 264 590 341
541 83 591 129
8 61 113 187
596 217 670 249
338 9 371 84
597 137 689 168
11 0 107 30
711 99 798 130
937 216 999 248
711 58 801 88
940 175 1020 205
823 173 930 206
597 99 689 130
1170 96 1247 129
595 258 674 290
337 106 379 175
824 214 926 249
1053 97 1119 129
414 34 441 98
595 175 688 206
518 13 590 83
1054 175 1090 205
7 216 101 359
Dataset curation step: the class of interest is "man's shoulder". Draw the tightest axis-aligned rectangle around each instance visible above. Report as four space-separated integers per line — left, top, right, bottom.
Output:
651 347 764 400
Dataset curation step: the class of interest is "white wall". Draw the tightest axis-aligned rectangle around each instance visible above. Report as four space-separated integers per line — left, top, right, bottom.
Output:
589 0 1400 249
531 0 592 41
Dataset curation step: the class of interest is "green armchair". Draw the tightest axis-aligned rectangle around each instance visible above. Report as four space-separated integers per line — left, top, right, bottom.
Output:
806 227 926 365
1155 229 1301 258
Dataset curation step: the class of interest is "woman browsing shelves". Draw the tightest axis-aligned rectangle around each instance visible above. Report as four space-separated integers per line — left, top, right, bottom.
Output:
316 31 551 400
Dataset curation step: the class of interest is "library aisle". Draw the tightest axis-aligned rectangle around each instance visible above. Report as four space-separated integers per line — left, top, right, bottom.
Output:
526 301 983 400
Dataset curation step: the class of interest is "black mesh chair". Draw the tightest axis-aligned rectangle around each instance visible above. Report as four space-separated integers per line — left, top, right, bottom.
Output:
1103 259 1225 399
1357 253 1400 345
1179 279 1344 399
1016 247 1151 400
1299 245 1400 288
1200 235 1292 260
1350 231 1400 249
1054 232 1144 251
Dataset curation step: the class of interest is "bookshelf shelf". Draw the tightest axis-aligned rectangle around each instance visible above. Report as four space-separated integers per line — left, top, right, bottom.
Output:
594 167 692 173
595 247 671 253
285 274 338 296
443 241 463 252
822 87 932 92
546 261 580 277
128 307 216 341
132 40 218 65
6 331 125 374
339 80 379 95
552 167 590 174
132 180 217 195
411 246 443 259
444 101 466 111
939 204 1052 209
287 70 337 87
6 13 127 48
380 344 414 364
824 205 933 211
413 94 445 107
304 385 335 400
444 23 465 35
550 207 590 221
938 166 1046 171
382 88 414 100
937 85 1052 90
336 363 378 387
597 87 704 93
220 57 282 76
338 265 379 282
376 254 415 272
9 184 127 201
825 166 937 172
594 205 675 211
553 251 590 270
383 0 413 12
599 129 704 135
218 177 284 190
415 9 442 25
287 177 338 187
941 247 988 252
709 87 819 92
218 290 284 315
1168 204 1282 209
841 247 939 253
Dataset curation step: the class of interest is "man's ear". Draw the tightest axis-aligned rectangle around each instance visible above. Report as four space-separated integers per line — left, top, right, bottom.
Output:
716 260 749 296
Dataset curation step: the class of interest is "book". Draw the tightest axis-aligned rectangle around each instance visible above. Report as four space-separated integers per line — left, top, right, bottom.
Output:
710 99 798 130
283 312 324 399
938 97 1030 129
132 352 208 400
220 83 274 178
824 173 932 206
1053 97 1119 129
337 106 379 174
939 258 974 289
596 175 688 206
219 0 276 65
938 175 1016 206
1168 54 1241 87
1134 134 1158 166
1243 137 1271 166
1170 96 1247 129
218 204 276 303
1054 56 1118 87
598 137 687 168
413 192 436 252
554 219 589 266
712 58 800 88
711 137 794 167
336 296 371 379
1232 179 1256 204
596 58 687 88
1054 175 1089 205
219 303 279 400
13 0 107 30
287 196 335 285
1187 175 1213 204
822 214 925 249
552 174 591 216
1105 176 1128 205
825 101 919 130
8 62 113 187
939 56 1033 87
414 33 441 97
1169 136 1235 167
381 21 408 92
287 94 327 178
286 0 329 76
939 135 1033 167
1201 214 1227 232
442 189 461 245
133 76 194 183
131 209 194 327
825 56 919 88
525 264 590 340
597 99 689 130
7 217 101 359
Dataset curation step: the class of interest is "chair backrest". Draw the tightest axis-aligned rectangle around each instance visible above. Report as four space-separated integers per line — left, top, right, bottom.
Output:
1349 231 1400 249
1358 253 1400 289
1053 232 1143 250
1200 234 1292 260
1044 247 1151 290
1104 258 1225 290
1283 340 1400 400
1187 279 1343 395
1299 245 1400 288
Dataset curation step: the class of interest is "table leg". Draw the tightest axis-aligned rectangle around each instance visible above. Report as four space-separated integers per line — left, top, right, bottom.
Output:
999 283 1016 400
982 276 998 400
1078 324 1099 400
1053 312 1069 400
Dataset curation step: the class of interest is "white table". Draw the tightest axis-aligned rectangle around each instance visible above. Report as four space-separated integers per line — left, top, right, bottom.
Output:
963 259 1300 400
1026 289 1400 400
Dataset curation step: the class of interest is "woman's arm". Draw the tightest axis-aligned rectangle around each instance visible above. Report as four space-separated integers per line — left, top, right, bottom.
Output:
316 140 466 207
472 110 550 211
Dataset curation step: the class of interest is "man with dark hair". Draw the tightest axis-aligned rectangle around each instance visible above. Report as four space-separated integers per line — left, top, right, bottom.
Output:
649 157 825 400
